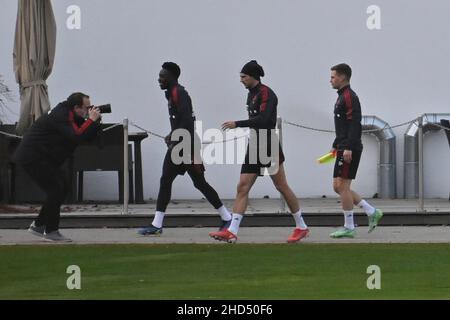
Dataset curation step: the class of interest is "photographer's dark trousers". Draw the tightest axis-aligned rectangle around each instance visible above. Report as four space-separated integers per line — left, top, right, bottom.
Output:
22 160 69 233
156 151 223 212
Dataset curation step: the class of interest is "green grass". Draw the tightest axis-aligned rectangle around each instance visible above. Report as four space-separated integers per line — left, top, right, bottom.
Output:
0 244 450 299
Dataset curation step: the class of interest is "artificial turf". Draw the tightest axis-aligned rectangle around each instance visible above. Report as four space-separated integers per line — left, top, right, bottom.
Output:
0 243 449 299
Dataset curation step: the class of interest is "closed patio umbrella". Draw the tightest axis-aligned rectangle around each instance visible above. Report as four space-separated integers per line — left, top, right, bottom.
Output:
13 0 56 134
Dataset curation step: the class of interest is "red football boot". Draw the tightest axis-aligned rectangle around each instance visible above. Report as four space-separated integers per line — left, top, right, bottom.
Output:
287 228 310 243
209 229 238 243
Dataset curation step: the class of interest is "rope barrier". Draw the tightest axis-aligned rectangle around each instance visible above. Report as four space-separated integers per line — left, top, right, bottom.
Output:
427 122 450 131
422 114 450 131
201 135 248 144
1 116 448 142
0 121 125 139
129 121 248 144
128 121 166 139
101 123 122 132
283 117 420 134
0 130 22 139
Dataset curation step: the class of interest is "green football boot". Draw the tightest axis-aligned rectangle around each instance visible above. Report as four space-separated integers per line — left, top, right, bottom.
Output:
368 209 383 233
330 227 356 239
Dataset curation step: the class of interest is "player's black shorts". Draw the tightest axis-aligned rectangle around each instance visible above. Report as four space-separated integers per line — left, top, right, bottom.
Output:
163 148 205 176
241 143 285 176
333 149 362 180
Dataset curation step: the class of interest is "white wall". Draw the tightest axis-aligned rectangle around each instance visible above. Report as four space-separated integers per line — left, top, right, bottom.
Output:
1 0 449 200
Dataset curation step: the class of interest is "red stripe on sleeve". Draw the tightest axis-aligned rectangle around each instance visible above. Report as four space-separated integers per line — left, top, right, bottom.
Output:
343 89 353 120
259 85 269 112
69 110 94 135
171 87 179 107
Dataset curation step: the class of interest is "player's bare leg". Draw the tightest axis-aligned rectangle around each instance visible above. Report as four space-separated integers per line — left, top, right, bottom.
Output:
270 164 309 243
209 173 257 242
232 173 258 214
331 178 383 238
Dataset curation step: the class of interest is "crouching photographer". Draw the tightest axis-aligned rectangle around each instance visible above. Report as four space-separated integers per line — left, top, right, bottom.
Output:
13 92 103 242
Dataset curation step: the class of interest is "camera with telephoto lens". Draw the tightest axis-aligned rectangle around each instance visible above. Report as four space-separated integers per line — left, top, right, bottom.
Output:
88 104 112 114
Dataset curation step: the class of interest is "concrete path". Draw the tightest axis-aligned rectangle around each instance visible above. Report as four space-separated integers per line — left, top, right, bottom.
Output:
1 226 450 245
1 198 449 216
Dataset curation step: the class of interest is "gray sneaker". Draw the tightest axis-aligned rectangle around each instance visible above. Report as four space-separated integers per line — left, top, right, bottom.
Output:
44 231 73 242
28 221 45 238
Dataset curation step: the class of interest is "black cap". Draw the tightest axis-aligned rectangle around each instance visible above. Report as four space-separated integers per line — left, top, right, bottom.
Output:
240 60 264 81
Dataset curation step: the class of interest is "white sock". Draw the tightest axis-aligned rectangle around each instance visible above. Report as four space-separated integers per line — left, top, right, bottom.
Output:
292 209 308 230
343 210 355 230
152 211 165 228
228 213 243 235
358 200 376 216
217 205 232 221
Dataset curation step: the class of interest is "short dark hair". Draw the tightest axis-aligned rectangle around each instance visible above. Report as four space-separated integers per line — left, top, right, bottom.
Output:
162 62 181 79
331 63 352 80
67 92 89 108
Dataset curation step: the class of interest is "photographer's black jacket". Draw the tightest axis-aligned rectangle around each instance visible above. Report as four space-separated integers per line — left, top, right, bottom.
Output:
332 85 363 151
235 83 278 129
13 101 101 166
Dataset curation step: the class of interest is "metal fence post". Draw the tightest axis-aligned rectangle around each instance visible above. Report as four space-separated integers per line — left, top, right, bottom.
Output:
123 118 129 215
418 115 425 212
